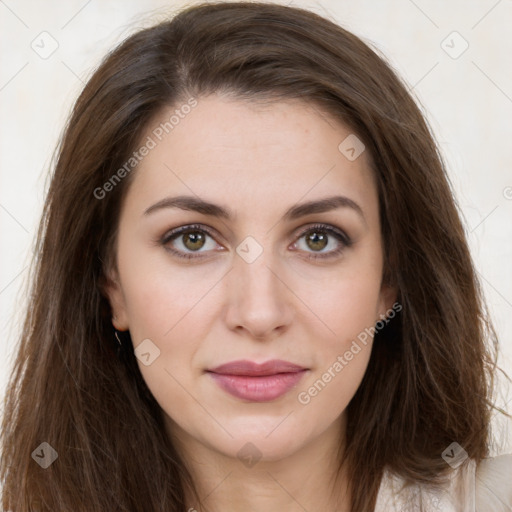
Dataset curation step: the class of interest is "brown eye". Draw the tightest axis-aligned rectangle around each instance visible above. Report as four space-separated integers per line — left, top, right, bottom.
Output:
293 224 352 260
181 230 206 251
161 223 351 262
161 224 219 260
305 230 328 252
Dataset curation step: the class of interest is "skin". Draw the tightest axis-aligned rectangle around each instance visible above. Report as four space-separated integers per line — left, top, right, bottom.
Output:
106 92 396 511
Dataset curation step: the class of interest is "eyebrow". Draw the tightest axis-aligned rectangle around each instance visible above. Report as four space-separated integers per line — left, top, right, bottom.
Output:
143 194 365 223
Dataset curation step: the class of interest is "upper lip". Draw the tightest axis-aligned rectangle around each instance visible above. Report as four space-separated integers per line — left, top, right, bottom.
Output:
208 359 307 376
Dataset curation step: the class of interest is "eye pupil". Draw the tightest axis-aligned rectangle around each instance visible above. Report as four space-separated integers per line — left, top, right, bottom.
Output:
183 231 205 251
306 231 327 251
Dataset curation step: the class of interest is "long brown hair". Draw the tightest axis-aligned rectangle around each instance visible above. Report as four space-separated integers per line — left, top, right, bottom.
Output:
1 2 504 511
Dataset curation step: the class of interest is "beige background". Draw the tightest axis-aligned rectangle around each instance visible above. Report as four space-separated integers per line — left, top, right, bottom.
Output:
1 0 511 451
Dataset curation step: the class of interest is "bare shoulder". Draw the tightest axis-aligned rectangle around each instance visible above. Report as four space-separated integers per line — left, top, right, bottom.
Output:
475 453 512 511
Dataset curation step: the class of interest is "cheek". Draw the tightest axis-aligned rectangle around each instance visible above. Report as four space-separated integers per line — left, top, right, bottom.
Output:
296 292 375 418
117 233 224 341
297 341 372 418
115 245 225 404
294 251 382 407
326 278 381 341
305 258 384 349
120 271 208 398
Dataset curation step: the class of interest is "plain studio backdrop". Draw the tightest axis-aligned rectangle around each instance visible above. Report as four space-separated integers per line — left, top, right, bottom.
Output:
1 0 511 453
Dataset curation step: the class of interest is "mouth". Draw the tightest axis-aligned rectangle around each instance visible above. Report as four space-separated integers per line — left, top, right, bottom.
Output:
206 359 308 402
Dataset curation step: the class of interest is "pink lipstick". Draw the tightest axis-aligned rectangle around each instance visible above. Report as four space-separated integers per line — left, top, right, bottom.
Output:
207 359 307 402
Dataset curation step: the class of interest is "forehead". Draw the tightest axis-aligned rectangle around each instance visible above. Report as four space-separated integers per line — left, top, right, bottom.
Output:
122 94 378 223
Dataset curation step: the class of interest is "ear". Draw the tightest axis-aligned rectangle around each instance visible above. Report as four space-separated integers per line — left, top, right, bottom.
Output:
376 282 398 323
100 266 130 331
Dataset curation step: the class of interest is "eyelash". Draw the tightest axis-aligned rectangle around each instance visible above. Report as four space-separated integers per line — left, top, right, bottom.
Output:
160 223 352 261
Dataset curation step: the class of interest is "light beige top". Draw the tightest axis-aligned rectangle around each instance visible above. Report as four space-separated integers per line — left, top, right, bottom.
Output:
374 453 512 511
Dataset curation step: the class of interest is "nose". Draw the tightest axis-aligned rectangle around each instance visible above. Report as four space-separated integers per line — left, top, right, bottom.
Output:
223 240 294 341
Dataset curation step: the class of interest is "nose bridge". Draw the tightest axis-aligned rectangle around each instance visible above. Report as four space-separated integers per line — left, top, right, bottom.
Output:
234 234 281 300
224 233 292 337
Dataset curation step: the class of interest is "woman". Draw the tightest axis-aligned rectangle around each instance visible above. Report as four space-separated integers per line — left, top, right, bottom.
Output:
1 2 510 511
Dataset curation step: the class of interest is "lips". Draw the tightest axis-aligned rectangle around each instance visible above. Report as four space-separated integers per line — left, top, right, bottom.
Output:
206 359 308 402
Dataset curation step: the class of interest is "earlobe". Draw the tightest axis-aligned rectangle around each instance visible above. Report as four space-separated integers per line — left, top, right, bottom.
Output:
100 269 129 331
378 283 398 322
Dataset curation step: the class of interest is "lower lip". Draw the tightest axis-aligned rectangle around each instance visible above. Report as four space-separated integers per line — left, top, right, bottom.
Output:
208 370 307 402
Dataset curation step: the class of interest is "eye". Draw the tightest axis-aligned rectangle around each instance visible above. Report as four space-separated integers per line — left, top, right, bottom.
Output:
160 223 352 261
160 224 220 260
291 223 352 260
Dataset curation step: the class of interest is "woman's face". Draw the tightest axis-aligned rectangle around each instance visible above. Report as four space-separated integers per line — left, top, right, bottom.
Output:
106 93 395 463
